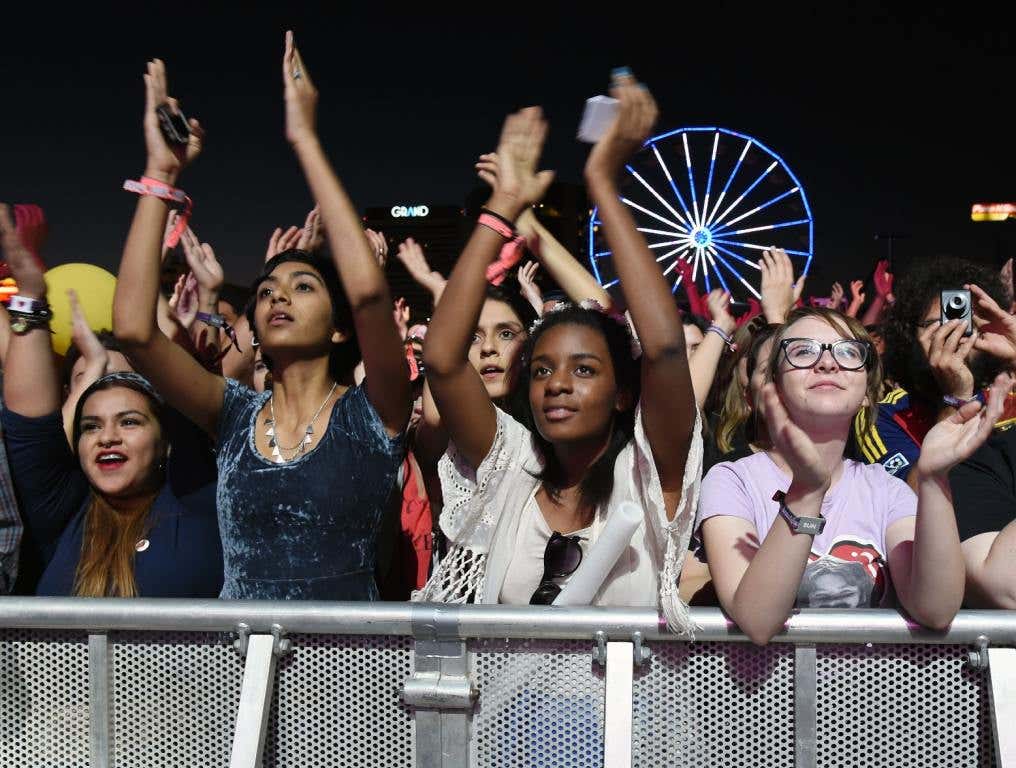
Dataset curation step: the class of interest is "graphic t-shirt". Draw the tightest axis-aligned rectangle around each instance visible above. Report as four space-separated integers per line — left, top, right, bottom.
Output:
696 452 917 608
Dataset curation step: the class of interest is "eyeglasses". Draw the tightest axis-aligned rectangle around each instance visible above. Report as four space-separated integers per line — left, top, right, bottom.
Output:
529 531 585 605
779 338 871 371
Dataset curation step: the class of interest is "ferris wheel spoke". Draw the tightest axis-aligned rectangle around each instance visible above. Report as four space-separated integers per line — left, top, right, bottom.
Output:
707 138 752 225
703 247 732 296
621 197 688 233
698 246 713 291
592 250 612 259
626 165 691 231
651 144 695 225
708 246 761 300
658 248 690 270
701 132 719 229
710 186 801 234
603 278 620 289
710 242 763 271
638 226 687 238
712 239 811 258
718 218 811 237
682 133 701 227
709 160 779 230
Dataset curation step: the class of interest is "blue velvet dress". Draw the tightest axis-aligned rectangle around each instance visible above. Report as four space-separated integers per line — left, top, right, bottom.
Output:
215 380 404 600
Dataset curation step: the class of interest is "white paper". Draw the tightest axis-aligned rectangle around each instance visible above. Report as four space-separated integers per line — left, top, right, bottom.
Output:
577 95 619 143
553 501 641 605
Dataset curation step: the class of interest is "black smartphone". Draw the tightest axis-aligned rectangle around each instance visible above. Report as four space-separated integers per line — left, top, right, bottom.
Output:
940 288 973 336
156 103 190 146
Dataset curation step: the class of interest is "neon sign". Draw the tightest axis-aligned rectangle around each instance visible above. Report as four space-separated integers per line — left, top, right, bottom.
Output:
971 203 1016 222
391 205 430 218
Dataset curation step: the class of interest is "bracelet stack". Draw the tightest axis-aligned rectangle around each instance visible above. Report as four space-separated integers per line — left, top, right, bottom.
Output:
706 324 737 353
6 295 53 335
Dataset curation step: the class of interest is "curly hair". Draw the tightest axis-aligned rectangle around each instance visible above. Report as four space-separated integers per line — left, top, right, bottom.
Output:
881 257 1007 396
518 305 640 520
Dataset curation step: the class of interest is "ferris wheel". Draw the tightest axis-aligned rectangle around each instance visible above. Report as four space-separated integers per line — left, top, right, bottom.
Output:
588 127 813 303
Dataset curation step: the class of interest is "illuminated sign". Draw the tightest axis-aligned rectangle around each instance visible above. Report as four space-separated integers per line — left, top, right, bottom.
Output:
390 205 430 218
971 203 1016 222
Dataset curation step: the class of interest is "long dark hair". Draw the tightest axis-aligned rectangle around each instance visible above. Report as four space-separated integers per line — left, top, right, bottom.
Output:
245 249 360 382
519 305 639 520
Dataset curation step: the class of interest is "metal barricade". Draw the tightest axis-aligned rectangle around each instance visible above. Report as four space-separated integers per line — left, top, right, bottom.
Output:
1 599 1013 768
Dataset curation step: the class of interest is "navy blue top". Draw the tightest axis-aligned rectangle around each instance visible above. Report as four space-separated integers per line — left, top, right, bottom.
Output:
0 409 223 597
215 380 404 600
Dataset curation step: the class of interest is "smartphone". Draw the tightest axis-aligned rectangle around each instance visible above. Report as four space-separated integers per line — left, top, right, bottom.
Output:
577 96 619 143
156 103 191 146
940 288 973 336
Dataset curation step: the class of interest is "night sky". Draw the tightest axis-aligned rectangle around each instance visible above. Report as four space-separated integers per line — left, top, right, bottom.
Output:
3 3 1013 298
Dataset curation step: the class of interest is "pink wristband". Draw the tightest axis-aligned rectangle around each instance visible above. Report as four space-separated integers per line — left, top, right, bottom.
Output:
123 176 193 248
477 212 515 239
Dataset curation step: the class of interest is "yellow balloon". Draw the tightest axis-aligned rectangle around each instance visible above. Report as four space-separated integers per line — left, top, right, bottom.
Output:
43 263 117 356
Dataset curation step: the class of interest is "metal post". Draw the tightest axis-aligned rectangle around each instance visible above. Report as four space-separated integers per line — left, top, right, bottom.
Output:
88 632 111 768
229 634 278 768
794 645 817 768
987 647 1016 767
603 641 634 768
404 605 474 768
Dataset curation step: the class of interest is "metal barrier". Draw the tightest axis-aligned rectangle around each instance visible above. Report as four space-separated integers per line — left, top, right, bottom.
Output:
1 599 1014 768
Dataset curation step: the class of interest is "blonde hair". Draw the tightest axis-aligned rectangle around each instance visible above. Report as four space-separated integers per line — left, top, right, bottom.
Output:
73 492 158 597
766 307 883 444
713 324 757 454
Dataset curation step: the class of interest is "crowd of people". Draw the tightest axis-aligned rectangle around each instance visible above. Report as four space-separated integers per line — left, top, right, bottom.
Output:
1 34 1014 643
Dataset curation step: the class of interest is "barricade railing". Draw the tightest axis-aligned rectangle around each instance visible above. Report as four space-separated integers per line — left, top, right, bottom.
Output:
1 599 1014 768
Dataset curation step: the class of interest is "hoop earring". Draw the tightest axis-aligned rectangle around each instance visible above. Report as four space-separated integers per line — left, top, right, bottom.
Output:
251 336 260 348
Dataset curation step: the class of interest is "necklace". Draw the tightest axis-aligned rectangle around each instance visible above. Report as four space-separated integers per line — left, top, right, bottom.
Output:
264 382 338 464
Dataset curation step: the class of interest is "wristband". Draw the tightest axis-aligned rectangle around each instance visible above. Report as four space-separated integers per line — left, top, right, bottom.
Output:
773 490 826 536
123 176 193 248
477 213 527 286
706 324 737 352
943 392 985 409
196 311 241 352
7 295 49 315
479 207 516 233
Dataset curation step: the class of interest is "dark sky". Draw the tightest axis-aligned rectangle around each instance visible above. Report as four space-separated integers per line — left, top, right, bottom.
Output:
3 3 1013 296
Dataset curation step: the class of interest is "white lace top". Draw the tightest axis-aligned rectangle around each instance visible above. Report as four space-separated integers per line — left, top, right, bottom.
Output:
414 404 703 636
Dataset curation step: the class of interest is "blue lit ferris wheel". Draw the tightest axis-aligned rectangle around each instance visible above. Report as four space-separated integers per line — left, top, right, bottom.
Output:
588 127 813 303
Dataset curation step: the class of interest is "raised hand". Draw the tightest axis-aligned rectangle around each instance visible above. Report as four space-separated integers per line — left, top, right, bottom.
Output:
142 58 204 184
282 31 318 147
705 288 736 333
918 318 977 400
874 259 894 300
0 204 46 298
917 373 1012 477
829 281 844 309
759 382 831 493
845 279 866 318
396 237 445 294
297 205 324 253
585 69 657 183
179 227 224 300
485 109 555 220
266 226 302 262
392 297 410 341
969 282 1016 367
517 261 544 315
13 204 47 267
365 229 389 268
759 247 801 324
169 273 200 330
68 289 108 374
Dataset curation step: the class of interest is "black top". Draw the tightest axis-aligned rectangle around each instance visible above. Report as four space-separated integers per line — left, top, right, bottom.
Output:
949 425 1016 542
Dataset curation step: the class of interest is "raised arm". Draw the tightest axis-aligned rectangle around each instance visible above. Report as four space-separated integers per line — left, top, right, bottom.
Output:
112 58 225 436
282 32 409 435
0 205 60 417
423 107 554 469
61 290 112 442
582 72 695 509
688 289 736 409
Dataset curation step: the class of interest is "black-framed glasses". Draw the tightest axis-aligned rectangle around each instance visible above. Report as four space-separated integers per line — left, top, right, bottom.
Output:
779 337 871 371
529 531 585 605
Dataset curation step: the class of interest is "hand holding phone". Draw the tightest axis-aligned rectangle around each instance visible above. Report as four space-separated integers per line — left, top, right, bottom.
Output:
577 96 619 143
156 103 191 147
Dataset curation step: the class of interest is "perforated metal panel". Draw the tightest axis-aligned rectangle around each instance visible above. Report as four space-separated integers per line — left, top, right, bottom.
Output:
0 629 89 767
632 641 795 767
263 634 415 768
816 643 995 768
112 630 243 768
471 638 605 767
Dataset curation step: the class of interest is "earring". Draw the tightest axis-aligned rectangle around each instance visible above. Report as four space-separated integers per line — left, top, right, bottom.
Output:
251 336 260 348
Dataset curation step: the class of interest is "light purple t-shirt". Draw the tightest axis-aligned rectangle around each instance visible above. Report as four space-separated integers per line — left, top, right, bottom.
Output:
696 452 917 608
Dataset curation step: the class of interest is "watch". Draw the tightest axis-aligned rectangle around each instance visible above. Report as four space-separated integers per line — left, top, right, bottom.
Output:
773 490 826 536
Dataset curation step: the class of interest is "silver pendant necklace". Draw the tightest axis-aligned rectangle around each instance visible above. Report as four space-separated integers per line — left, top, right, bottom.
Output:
264 382 338 464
